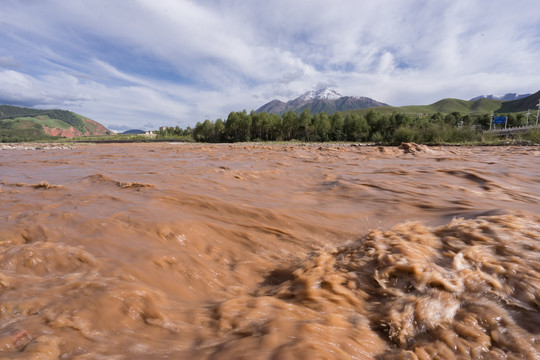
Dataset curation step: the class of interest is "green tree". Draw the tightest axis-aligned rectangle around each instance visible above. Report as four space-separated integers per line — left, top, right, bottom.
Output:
366 110 385 138
444 112 462 126
430 112 444 124
461 115 472 127
370 131 383 143
314 112 331 141
237 110 252 142
330 112 345 140
298 108 313 141
268 113 282 140
282 110 298 140
393 126 416 143
475 114 491 130
224 110 252 142
202 119 215 142
214 119 225 142
225 112 241 142
344 113 370 141
250 112 263 140
507 113 527 127
193 121 204 141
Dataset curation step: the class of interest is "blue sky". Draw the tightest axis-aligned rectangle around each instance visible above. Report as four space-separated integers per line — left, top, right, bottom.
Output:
1 0 539 131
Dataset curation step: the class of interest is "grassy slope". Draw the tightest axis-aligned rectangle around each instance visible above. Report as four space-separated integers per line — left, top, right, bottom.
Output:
0 105 111 141
344 98 504 116
1 118 39 129
34 116 73 129
497 91 540 113
0 119 57 142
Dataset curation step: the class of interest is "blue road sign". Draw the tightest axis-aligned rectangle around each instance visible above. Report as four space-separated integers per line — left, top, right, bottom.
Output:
493 116 506 124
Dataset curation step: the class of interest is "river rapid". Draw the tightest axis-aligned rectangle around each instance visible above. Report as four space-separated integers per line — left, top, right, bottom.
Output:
0 143 538 359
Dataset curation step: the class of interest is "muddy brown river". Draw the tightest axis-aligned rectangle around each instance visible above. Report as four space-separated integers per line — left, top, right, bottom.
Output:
0 143 538 359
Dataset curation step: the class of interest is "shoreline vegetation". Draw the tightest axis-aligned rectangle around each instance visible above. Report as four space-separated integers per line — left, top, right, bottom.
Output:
2 141 539 151
186 109 540 145
2 108 540 145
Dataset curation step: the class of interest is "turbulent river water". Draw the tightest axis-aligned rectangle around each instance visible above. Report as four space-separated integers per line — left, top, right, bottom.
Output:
0 143 538 359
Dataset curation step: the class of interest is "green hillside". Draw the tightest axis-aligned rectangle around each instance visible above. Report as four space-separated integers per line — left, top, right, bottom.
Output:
497 91 540 113
344 98 503 117
0 105 112 142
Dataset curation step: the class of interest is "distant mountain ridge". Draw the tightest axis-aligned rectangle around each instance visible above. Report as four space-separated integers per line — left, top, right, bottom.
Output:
121 129 146 134
496 90 540 113
256 87 389 115
343 97 504 117
341 91 540 117
470 93 531 101
0 105 111 141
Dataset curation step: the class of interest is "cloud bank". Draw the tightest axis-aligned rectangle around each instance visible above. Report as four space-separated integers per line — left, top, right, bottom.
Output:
1 0 539 130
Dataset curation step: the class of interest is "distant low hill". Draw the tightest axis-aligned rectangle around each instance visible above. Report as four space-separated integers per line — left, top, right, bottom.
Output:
0 105 112 141
256 87 388 115
496 91 540 113
121 129 146 134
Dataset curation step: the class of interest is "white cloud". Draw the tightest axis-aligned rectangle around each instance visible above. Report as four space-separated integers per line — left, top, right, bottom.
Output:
0 56 23 69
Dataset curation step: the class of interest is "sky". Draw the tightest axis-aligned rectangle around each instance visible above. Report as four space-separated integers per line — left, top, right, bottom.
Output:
1 0 539 132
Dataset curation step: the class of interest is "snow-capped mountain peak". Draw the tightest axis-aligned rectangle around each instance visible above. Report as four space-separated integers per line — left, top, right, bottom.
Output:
255 87 389 115
296 87 342 101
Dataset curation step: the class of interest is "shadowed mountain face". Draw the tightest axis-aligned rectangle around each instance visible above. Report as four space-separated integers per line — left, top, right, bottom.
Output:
256 88 389 115
496 91 540 113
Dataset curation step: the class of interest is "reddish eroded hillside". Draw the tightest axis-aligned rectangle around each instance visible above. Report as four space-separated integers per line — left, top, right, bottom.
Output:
80 117 111 136
41 118 111 138
41 125 82 138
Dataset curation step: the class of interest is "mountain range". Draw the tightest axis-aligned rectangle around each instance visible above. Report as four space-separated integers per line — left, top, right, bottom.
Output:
497 90 540 113
2 89 538 142
0 105 111 141
470 93 531 101
256 87 389 115
339 90 540 117
257 88 540 116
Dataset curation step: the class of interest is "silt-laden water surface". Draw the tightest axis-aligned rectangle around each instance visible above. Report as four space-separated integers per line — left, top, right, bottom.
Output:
0 143 538 359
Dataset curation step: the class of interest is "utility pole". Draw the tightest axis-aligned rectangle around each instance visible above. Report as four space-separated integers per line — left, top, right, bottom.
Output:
526 109 531 126
536 99 540 126
490 112 493 131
